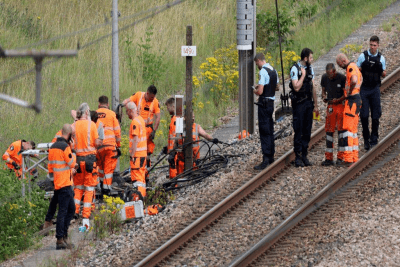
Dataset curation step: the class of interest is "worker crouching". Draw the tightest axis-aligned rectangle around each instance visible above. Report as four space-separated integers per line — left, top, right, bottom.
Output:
126 102 148 198
72 103 102 224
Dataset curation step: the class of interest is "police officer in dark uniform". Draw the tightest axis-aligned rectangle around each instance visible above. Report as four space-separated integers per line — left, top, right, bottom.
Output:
253 53 279 170
357 35 386 151
289 48 319 167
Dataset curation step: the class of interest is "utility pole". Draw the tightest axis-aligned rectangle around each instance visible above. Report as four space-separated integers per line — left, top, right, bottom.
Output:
0 49 77 113
111 0 120 173
111 0 119 111
237 0 256 134
183 26 194 170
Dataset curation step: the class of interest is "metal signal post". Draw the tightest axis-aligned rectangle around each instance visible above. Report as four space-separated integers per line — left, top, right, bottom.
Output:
237 0 256 134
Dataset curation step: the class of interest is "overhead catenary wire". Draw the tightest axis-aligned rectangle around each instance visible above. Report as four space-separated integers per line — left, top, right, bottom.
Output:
0 0 186 87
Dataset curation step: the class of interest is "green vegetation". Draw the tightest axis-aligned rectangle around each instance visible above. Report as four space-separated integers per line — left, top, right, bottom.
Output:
92 195 124 240
256 0 397 63
0 170 48 261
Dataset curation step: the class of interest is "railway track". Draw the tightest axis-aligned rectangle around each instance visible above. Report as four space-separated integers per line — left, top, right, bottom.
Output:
230 124 400 266
134 68 400 266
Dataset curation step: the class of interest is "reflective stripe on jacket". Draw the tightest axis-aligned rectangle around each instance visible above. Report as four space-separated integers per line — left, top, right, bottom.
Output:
168 116 177 152
48 137 76 190
345 62 362 96
129 116 147 158
96 108 121 147
73 119 99 156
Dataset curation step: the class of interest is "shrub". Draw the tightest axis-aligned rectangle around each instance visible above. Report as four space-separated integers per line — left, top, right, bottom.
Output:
0 170 48 261
91 195 124 240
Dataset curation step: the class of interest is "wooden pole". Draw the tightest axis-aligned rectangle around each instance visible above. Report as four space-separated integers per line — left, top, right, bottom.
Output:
184 25 193 170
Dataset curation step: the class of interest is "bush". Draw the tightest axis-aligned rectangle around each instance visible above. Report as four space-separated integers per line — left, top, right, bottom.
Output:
91 195 124 240
0 170 48 261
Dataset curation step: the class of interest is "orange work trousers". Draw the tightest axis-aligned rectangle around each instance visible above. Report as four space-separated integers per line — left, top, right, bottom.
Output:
169 156 178 179
340 95 361 163
325 103 344 161
146 126 155 155
175 149 200 175
130 157 147 197
97 146 118 190
73 157 98 219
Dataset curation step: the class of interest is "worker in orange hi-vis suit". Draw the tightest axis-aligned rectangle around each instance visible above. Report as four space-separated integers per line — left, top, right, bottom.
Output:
95 95 121 195
320 63 346 166
173 114 219 176
164 97 178 179
336 53 362 166
2 140 36 178
47 124 77 250
71 103 102 223
126 102 148 197
122 85 161 168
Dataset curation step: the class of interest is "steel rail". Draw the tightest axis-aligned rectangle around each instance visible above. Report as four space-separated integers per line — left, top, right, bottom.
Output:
229 120 400 267
135 67 400 267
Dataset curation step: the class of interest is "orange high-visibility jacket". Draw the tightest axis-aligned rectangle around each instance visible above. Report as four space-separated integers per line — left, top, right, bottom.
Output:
2 140 24 166
52 130 62 143
73 120 99 156
48 137 76 190
168 116 177 152
345 62 362 96
178 123 200 157
129 116 147 158
129 92 160 126
96 108 121 147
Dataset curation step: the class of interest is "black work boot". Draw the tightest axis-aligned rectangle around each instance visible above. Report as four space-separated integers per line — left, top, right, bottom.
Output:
254 155 271 170
63 235 75 249
294 153 304 167
336 159 352 167
321 159 334 166
364 141 370 151
302 152 312 167
56 238 68 250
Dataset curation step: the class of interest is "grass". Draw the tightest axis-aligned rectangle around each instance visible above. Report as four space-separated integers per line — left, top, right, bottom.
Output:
0 0 236 170
286 0 397 59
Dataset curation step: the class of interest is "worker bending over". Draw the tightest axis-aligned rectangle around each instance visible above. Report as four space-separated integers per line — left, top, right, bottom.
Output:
47 124 77 250
72 103 102 227
126 102 148 197
122 85 161 168
336 53 362 166
96 95 121 195
169 112 218 177
3 140 36 178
